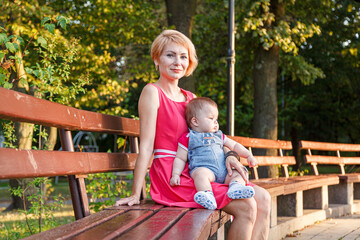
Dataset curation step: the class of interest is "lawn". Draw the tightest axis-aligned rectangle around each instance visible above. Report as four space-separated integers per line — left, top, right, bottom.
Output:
0 178 74 240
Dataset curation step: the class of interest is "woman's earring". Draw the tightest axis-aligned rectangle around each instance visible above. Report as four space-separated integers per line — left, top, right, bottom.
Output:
155 65 159 71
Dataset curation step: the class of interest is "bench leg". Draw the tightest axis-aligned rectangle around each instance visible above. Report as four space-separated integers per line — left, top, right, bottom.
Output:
208 220 230 240
303 186 328 209
270 196 277 228
277 191 303 217
328 182 353 205
354 183 360 200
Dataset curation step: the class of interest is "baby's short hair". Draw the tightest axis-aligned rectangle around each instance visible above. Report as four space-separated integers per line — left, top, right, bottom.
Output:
185 97 218 127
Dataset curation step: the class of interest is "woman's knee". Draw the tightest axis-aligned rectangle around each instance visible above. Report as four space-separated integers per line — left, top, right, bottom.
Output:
226 198 257 223
254 187 271 215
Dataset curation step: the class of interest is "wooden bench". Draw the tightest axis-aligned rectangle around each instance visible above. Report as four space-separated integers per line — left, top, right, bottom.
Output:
0 87 230 240
228 136 351 240
300 140 360 213
0 86 352 240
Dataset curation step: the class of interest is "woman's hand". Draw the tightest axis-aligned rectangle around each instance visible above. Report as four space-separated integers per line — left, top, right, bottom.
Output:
114 195 140 207
225 155 249 183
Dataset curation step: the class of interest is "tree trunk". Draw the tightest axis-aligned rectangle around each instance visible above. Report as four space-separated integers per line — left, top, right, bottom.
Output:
252 0 284 178
165 0 197 92
7 26 36 211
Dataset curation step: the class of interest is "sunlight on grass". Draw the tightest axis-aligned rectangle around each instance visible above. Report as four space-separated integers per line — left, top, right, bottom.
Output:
0 204 75 240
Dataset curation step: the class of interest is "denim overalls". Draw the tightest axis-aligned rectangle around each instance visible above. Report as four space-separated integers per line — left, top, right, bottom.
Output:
188 129 227 183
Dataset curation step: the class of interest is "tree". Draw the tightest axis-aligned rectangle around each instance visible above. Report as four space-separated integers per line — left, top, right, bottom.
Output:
165 0 197 92
252 0 284 178
1 0 87 210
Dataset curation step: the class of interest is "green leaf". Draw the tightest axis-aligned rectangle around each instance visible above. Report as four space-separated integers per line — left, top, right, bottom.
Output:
37 36 47 48
12 42 19 52
0 73 6 83
0 26 6 32
0 52 4 61
44 23 55 34
58 19 66 30
0 33 7 44
25 67 33 74
3 81 12 89
15 36 24 45
41 17 51 27
20 77 27 87
5 42 16 53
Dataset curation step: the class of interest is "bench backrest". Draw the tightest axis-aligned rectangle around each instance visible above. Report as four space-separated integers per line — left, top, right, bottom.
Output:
0 87 144 219
228 136 295 179
300 140 360 175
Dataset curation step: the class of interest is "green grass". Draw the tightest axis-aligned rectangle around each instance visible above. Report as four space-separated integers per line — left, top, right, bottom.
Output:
0 204 74 240
0 178 74 240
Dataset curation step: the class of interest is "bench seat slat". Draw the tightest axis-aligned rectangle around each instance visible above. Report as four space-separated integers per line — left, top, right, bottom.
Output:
251 180 284 196
114 208 190 240
0 148 140 179
71 210 156 240
339 174 360 183
160 209 216 240
23 209 125 240
0 87 140 136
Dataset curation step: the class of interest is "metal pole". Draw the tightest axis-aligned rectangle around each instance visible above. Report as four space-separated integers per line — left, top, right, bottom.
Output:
227 0 235 136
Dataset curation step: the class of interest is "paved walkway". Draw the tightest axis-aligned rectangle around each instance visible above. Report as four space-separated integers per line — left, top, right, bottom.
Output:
283 212 360 240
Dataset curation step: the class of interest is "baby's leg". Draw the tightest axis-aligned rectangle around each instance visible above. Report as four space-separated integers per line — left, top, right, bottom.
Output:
191 167 217 210
191 167 215 192
224 169 247 185
225 168 255 199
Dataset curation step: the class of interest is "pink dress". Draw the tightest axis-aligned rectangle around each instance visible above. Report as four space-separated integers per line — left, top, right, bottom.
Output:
148 83 232 209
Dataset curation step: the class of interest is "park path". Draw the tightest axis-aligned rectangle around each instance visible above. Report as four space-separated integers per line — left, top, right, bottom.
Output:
283 212 360 240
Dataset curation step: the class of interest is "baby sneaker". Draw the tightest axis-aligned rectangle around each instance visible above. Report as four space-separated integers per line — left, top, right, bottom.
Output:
227 181 255 199
194 190 217 210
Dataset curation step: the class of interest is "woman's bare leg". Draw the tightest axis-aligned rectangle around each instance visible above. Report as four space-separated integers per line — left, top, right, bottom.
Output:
251 185 271 240
222 198 257 240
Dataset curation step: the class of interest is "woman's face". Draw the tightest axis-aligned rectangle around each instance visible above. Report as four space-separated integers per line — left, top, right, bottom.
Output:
156 42 189 81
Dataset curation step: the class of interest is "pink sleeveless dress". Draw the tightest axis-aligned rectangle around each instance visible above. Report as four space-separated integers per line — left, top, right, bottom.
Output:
148 83 232 209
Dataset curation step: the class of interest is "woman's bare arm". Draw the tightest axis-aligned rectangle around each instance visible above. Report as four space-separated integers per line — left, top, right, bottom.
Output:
115 84 159 206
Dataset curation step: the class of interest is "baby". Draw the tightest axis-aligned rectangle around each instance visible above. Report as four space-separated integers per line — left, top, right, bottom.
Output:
170 97 257 210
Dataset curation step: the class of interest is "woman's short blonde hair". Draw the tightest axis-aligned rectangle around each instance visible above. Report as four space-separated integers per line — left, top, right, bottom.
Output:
151 29 198 76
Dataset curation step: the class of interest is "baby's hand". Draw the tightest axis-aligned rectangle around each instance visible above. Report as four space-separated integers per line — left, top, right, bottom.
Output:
247 155 258 168
170 175 180 186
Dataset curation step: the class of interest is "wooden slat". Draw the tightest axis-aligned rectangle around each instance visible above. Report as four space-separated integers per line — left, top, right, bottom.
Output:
23 209 125 240
339 174 360 183
300 140 360 152
305 155 360 165
160 209 216 240
228 136 293 150
251 179 285 196
70 210 156 240
304 155 341 164
244 156 296 166
106 200 164 211
0 148 146 179
114 208 190 240
0 87 139 136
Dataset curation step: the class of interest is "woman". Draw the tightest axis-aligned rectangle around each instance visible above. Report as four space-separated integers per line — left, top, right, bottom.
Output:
115 29 271 240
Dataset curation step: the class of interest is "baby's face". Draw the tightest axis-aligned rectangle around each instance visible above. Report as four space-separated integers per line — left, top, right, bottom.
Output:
196 105 219 133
